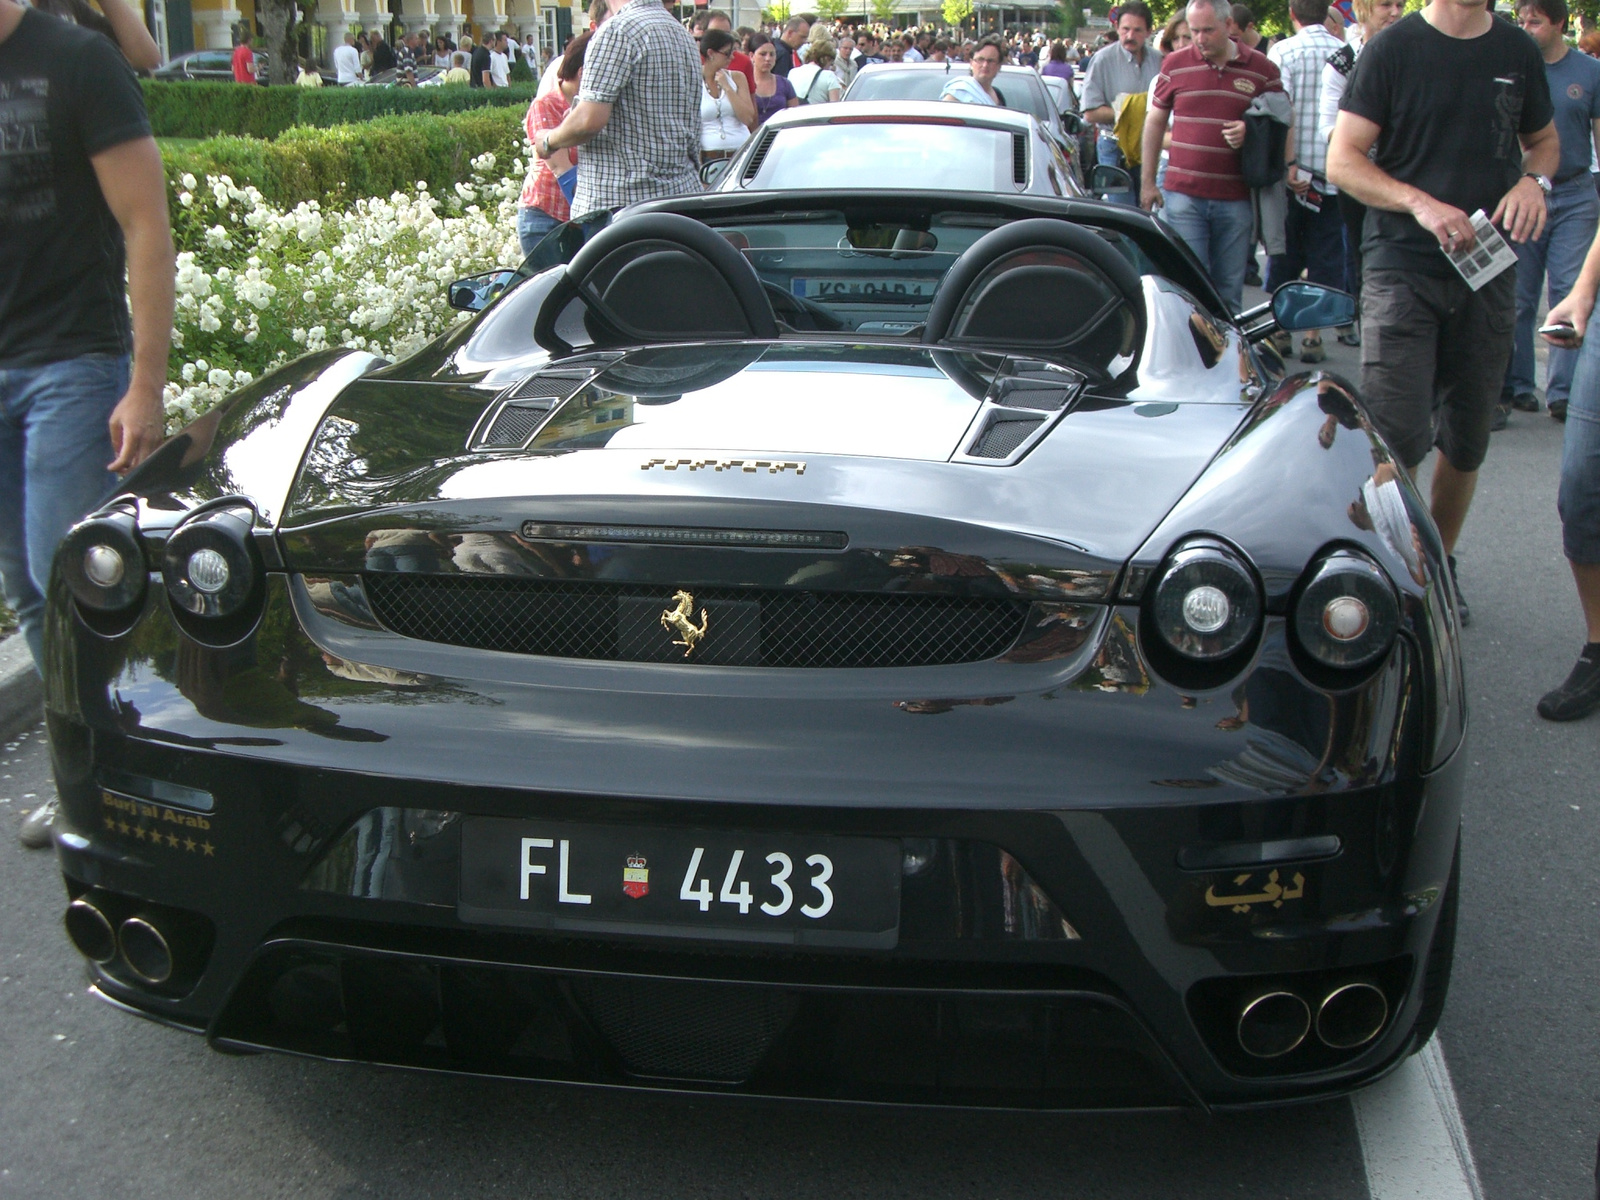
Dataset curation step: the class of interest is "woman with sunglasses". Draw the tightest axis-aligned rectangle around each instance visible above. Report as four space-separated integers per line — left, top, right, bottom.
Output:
700 28 757 164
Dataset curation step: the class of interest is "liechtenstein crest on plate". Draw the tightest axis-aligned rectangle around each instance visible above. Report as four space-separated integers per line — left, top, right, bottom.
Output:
623 854 649 898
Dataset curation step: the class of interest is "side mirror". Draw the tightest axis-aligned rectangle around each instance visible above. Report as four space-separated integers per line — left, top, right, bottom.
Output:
700 158 732 188
1271 281 1357 333
447 269 517 313
1061 111 1087 135
1089 163 1134 198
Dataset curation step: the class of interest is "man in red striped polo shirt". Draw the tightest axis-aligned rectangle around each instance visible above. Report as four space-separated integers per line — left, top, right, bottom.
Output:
1139 0 1283 311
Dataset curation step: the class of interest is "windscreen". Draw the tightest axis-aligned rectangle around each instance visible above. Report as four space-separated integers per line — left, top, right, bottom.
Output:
750 123 1015 193
845 69 1051 124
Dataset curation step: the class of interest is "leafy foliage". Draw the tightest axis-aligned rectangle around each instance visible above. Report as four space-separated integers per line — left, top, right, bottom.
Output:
762 0 793 21
141 79 537 141
941 0 974 27
159 107 526 211
870 0 898 22
814 0 850 19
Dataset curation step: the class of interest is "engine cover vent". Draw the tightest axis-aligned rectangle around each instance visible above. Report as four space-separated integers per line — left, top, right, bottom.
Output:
970 413 1043 459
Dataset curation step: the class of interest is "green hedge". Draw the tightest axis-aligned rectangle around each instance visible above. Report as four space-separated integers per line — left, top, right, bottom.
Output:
161 107 527 212
142 79 536 141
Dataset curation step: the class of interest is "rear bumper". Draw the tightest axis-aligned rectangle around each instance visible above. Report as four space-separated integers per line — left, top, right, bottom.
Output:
45 571 1465 1109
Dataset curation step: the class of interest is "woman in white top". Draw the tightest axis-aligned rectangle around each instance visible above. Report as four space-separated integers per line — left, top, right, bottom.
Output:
788 39 844 105
699 28 758 159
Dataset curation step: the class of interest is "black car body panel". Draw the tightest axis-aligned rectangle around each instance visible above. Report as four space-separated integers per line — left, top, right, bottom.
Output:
45 190 1463 1111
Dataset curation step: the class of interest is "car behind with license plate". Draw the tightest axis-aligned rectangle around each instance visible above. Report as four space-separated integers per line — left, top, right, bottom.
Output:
47 187 1463 1112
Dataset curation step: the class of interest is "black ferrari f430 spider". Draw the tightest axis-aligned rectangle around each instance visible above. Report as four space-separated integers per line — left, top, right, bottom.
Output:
46 189 1463 1111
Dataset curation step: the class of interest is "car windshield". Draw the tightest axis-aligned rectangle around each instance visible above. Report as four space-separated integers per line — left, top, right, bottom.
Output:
846 69 1051 125
747 123 1018 193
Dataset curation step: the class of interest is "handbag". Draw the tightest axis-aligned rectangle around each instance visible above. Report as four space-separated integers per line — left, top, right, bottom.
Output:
1239 114 1287 190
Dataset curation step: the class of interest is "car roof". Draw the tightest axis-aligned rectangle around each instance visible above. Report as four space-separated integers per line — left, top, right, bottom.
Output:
759 99 1043 135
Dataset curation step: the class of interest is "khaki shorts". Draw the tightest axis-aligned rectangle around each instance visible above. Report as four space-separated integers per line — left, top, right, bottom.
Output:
1359 268 1515 472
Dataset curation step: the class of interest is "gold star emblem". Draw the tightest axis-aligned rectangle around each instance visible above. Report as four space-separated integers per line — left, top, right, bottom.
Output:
103 816 116 831
201 841 215 856
117 820 131 835
184 836 197 853
133 825 147 840
166 832 180 848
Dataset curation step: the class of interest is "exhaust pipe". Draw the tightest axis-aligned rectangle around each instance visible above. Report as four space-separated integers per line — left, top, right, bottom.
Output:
63 896 118 964
1236 990 1310 1058
1315 982 1388 1049
117 909 211 988
118 916 174 985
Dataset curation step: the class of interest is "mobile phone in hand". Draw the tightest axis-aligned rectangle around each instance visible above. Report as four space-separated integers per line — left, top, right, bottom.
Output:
1539 322 1582 347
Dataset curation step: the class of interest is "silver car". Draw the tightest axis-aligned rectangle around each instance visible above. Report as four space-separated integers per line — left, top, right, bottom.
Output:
705 101 1083 199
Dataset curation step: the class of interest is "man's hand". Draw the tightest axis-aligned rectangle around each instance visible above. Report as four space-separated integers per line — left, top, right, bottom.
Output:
1287 164 1311 197
1409 193 1477 252
1141 180 1163 211
107 385 166 474
1492 175 1548 244
1221 119 1245 150
1545 288 1596 342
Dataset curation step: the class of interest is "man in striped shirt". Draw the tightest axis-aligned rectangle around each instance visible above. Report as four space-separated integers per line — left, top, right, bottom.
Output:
1140 0 1284 311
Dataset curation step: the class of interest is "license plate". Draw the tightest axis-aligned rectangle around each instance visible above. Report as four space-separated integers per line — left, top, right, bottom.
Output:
791 276 938 301
459 819 901 949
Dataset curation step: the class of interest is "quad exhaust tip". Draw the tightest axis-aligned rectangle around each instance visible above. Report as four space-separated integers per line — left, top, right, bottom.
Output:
63 897 117 964
1236 990 1310 1058
1315 982 1388 1050
1236 982 1389 1058
117 916 175 986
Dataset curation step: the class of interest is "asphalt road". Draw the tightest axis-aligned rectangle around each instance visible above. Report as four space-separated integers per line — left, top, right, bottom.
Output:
0 335 1595 1200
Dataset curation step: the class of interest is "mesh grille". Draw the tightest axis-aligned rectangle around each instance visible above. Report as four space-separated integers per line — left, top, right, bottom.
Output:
971 415 1042 459
569 977 797 1082
362 574 1029 668
512 374 586 401
480 403 548 447
1012 133 1028 186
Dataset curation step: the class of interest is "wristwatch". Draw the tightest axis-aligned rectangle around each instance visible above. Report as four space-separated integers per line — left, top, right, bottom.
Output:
1526 172 1553 194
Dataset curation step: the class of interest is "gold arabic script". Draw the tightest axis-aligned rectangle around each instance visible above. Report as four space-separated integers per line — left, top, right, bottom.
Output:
1204 869 1306 914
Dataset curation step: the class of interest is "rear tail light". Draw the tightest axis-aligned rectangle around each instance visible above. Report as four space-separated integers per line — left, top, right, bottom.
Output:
1291 549 1400 674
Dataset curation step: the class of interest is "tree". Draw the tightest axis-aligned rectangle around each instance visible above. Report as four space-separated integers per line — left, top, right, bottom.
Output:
257 0 298 85
816 0 850 20
763 0 793 20
941 0 973 27
870 0 897 23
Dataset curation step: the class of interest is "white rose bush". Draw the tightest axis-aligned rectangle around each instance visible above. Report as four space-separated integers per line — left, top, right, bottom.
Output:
164 146 526 426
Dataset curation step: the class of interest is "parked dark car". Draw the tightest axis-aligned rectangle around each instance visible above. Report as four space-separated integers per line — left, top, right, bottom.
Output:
48 187 1461 1113
150 49 338 86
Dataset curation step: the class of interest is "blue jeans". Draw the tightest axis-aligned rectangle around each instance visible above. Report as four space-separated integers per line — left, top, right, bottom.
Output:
1096 134 1138 207
517 206 563 258
1503 177 1600 407
1160 189 1255 314
1265 190 1347 298
1560 324 1600 563
0 354 128 672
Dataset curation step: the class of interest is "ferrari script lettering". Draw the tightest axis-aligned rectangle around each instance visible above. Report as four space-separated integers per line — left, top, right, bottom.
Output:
641 458 806 474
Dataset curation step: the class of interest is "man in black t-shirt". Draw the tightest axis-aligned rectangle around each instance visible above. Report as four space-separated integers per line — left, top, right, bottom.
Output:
1329 0 1557 625
470 36 492 87
1 0 173 672
370 31 396 73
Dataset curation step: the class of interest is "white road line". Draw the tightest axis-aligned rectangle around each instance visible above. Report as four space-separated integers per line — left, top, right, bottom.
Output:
1352 1038 1483 1200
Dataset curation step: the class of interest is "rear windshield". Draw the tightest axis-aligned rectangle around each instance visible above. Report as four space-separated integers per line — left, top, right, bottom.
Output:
749 123 1017 193
845 69 1050 125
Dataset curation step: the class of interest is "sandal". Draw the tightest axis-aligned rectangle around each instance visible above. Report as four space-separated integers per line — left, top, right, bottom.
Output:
1299 335 1326 364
